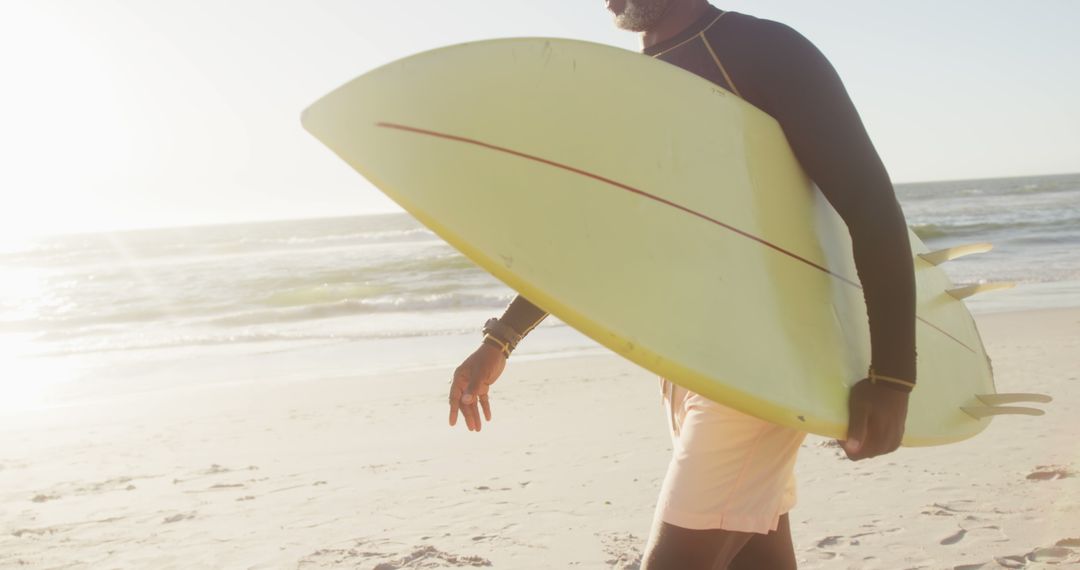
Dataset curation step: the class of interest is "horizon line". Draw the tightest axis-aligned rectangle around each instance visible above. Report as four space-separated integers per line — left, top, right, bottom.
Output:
19 170 1079 240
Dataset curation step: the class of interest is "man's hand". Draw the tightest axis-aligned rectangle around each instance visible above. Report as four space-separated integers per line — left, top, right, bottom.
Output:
448 344 506 432
839 378 910 460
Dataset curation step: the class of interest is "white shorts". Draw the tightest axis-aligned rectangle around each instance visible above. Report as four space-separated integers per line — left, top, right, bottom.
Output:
654 377 807 534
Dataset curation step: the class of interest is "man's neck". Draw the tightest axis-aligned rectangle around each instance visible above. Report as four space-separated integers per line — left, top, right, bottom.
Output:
640 1 712 50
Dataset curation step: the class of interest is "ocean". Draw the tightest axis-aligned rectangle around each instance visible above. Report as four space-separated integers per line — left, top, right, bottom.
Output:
2 173 1078 410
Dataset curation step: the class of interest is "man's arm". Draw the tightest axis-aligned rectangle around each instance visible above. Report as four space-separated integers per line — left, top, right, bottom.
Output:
726 19 916 458
495 295 549 347
447 295 547 432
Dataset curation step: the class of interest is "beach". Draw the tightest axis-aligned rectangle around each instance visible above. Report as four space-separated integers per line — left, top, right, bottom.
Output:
5 0 1079 565
2 173 1079 568
2 307 1077 569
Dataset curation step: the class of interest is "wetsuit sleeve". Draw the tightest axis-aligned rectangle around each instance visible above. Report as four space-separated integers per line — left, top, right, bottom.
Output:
750 23 917 388
496 294 549 340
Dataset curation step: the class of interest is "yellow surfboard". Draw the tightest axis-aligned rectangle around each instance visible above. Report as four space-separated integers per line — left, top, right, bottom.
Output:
303 38 1047 445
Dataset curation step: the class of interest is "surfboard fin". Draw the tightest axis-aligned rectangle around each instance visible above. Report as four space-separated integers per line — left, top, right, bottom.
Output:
946 282 1015 300
975 393 1053 406
961 393 1051 419
961 405 1045 419
919 243 993 266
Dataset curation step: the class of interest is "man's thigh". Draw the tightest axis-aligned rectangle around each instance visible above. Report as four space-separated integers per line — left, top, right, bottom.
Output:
730 513 797 570
641 515 796 570
641 521 753 570
657 382 805 534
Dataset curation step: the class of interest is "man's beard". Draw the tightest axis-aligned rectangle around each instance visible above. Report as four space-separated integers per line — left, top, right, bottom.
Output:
614 0 674 32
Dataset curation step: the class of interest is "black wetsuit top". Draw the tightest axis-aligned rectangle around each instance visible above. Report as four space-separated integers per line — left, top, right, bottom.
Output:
497 6 917 389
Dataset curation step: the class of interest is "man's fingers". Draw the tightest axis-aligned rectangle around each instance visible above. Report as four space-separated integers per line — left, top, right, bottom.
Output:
450 389 490 431
856 418 884 460
449 357 498 432
479 394 492 422
465 372 485 406
843 402 870 459
449 386 462 426
851 417 903 460
457 392 478 431
839 380 910 460
448 380 465 426
449 364 477 430
877 421 903 456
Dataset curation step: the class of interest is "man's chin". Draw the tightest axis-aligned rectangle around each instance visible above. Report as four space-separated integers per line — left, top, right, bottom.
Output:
612 16 641 32
612 0 673 32
613 15 657 33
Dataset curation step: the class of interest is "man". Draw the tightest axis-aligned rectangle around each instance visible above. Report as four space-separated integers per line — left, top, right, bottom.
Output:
448 1 916 568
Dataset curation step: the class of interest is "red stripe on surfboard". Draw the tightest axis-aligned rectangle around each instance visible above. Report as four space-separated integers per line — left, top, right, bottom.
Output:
375 121 976 354
377 122 859 287
917 316 975 353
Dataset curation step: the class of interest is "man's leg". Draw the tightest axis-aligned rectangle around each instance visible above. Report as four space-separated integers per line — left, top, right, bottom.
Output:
649 380 804 569
729 514 797 570
641 521 753 570
641 515 796 570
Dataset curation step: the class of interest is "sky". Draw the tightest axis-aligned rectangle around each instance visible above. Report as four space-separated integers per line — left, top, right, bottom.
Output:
1 0 1078 236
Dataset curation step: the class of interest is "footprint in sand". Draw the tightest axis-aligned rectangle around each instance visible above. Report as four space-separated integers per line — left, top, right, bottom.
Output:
940 528 967 545
172 464 259 485
815 535 842 548
1026 546 1076 563
29 475 152 504
948 540 1079 569
806 536 845 562
598 531 642 569
299 541 491 569
921 499 976 517
942 522 1012 547
469 485 512 492
1025 464 1074 481
994 554 1028 568
298 543 386 568
162 512 196 524
12 516 126 538
372 545 491 569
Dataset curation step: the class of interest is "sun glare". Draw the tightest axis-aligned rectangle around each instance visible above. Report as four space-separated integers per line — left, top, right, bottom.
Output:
0 335 72 414
0 2 147 239
0 265 76 413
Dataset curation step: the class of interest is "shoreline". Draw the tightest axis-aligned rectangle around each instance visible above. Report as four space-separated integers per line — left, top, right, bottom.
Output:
13 293 1080 413
2 307 1078 568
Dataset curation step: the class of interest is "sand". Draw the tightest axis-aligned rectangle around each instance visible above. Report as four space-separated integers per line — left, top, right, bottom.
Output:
2 308 1078 569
